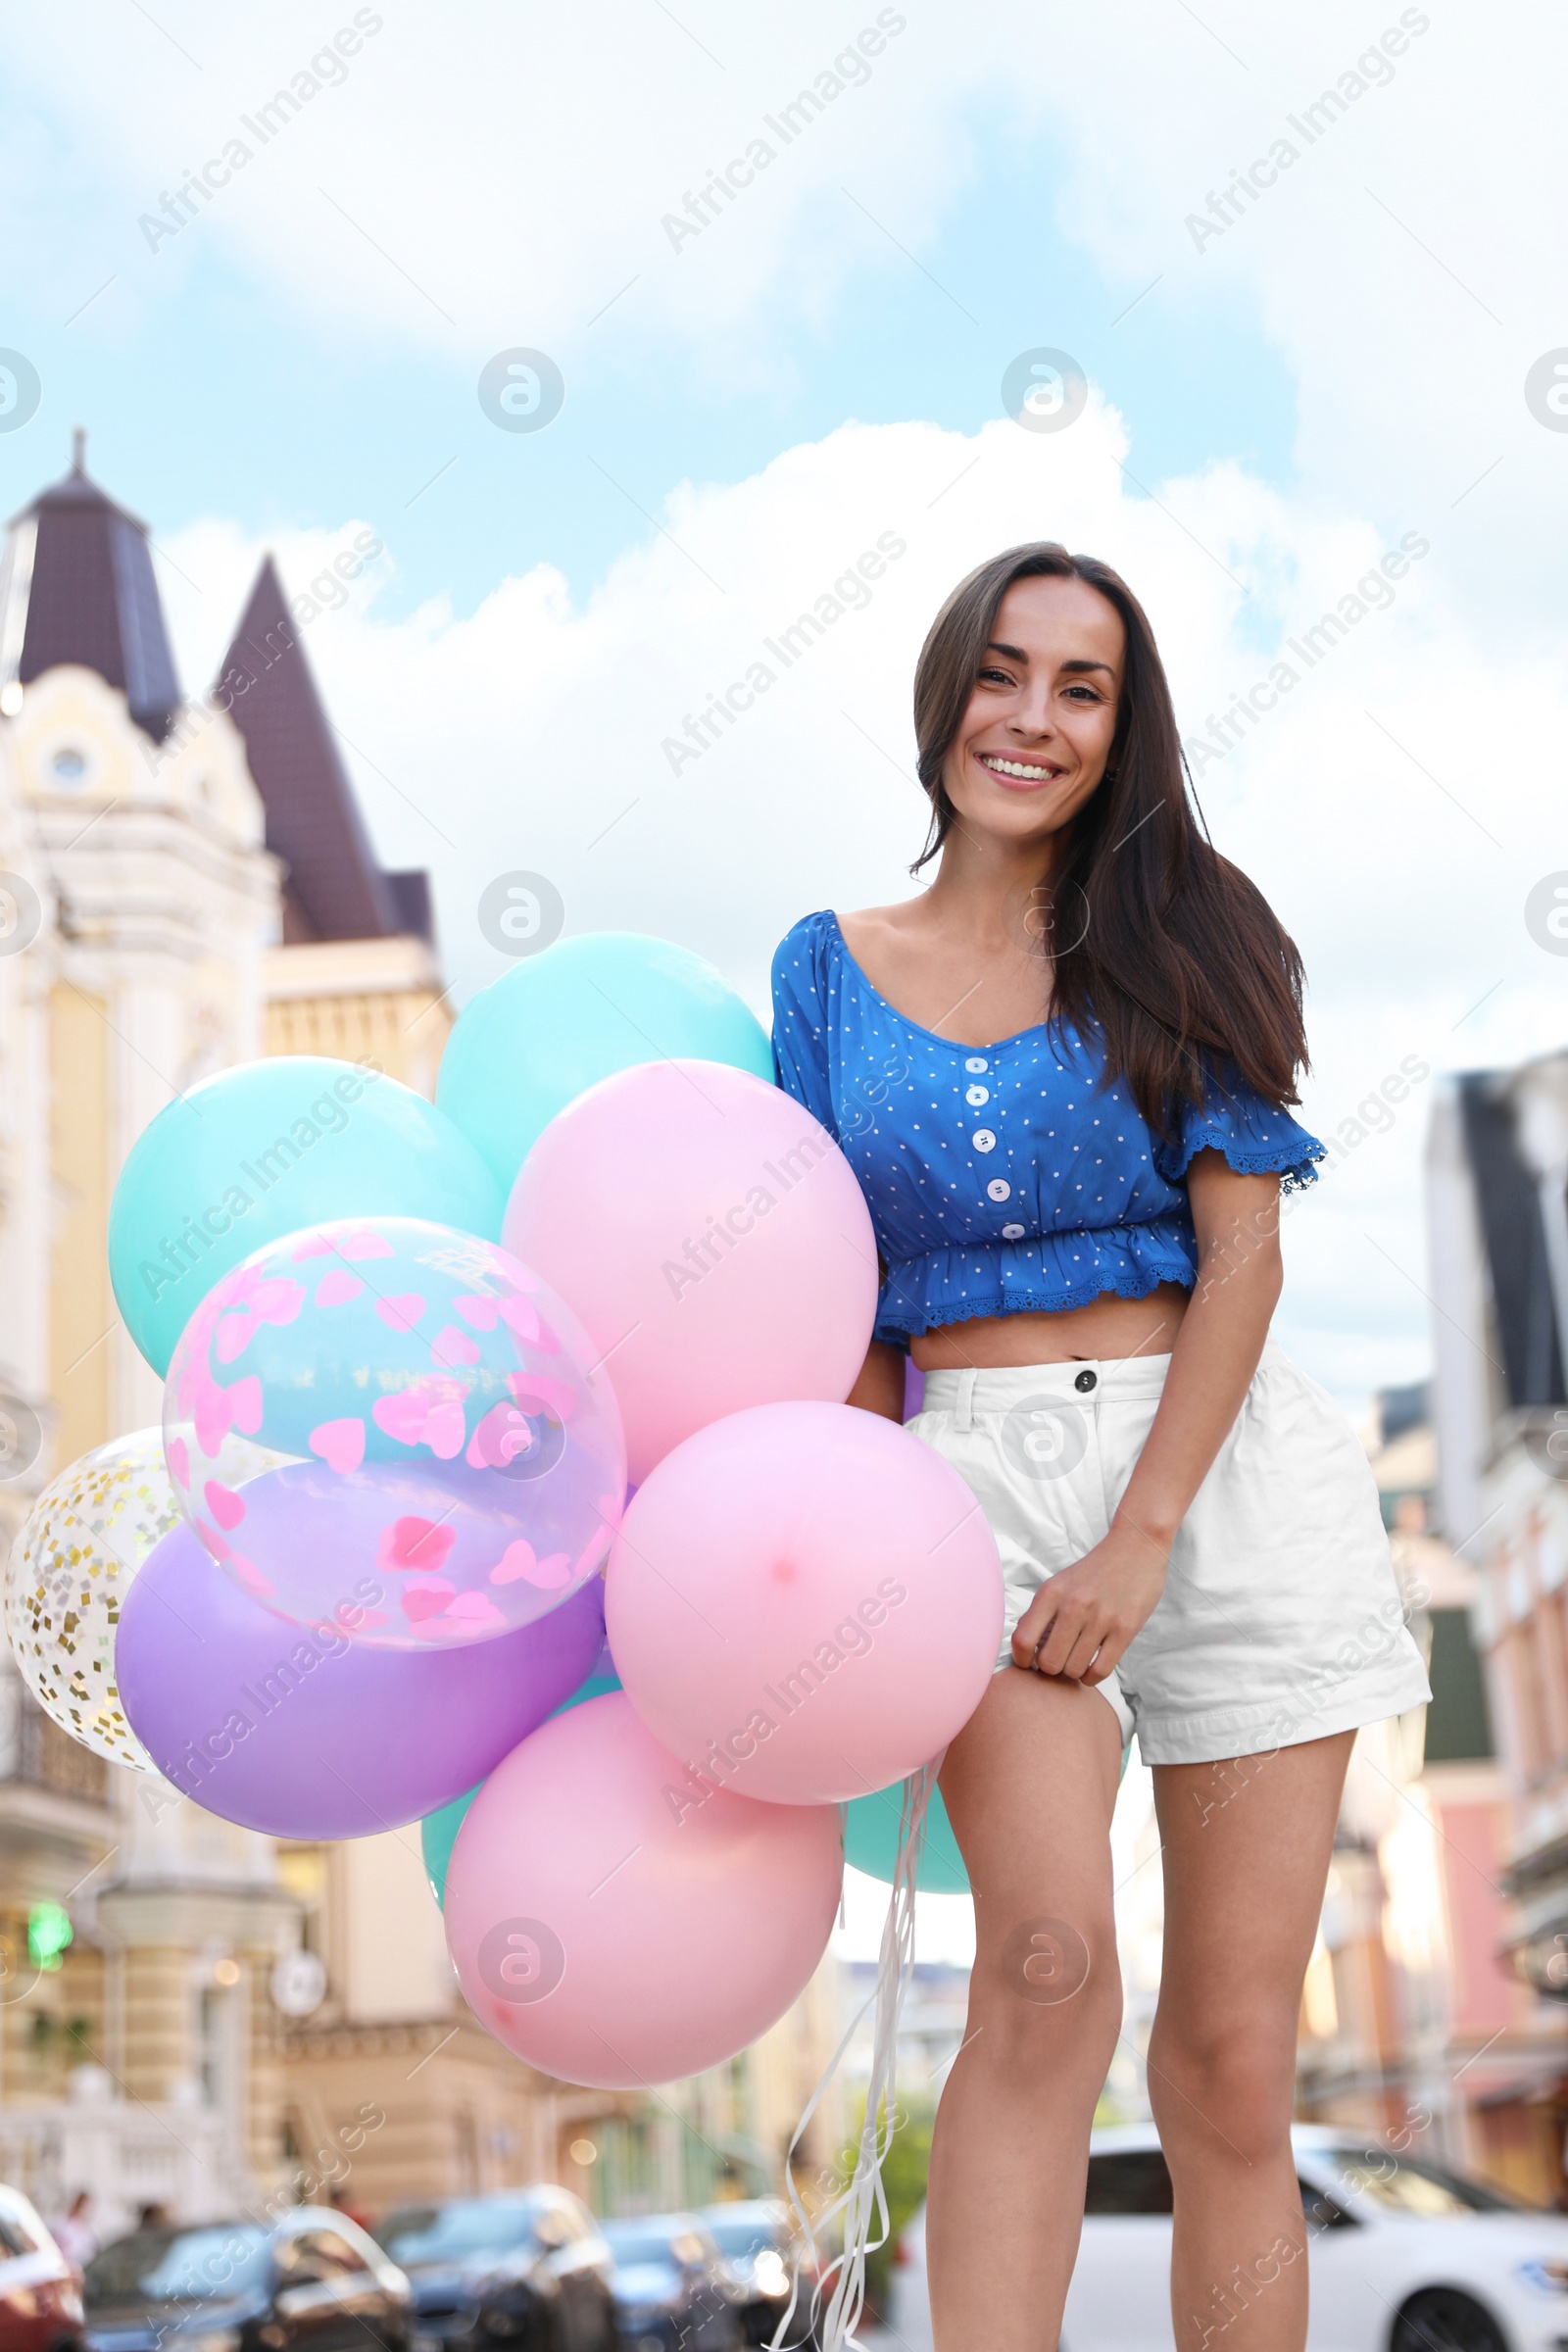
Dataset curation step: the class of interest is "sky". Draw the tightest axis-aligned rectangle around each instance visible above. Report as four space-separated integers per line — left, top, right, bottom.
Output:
4 2 1565 1961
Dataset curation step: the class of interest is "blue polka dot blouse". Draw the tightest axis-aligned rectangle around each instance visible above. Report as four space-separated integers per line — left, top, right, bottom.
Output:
770 909 1325 1349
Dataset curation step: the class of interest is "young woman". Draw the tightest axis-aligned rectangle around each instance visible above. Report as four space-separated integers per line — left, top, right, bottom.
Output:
770 544 1429 2352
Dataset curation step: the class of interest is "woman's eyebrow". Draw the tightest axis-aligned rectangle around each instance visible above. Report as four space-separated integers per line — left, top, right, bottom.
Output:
982 640 1115 678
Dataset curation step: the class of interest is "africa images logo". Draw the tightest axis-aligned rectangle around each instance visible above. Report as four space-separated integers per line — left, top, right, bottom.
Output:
477 1917 566 2004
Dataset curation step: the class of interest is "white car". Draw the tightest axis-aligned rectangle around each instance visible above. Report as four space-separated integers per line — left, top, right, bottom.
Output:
884 2123 1568 2352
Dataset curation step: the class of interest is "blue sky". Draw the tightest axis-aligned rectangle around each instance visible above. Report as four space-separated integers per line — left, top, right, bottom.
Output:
4 0 1566 1425
0 77 1300 634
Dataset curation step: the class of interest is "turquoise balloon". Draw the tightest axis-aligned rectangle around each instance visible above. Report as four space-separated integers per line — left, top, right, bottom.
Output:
845 1742 1130 1893
419 1659 623 1908
437 933 773 1195
420 1784 480 1909
109 1056 503 1376
555 1667 622 1713
844 1782 971 1895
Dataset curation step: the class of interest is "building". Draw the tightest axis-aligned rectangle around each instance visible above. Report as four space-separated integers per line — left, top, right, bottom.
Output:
1287 1376 1558 2195
215 555 450 1099
1422 1051 1568 2202
0 437 841 2230
837 1960 970 2112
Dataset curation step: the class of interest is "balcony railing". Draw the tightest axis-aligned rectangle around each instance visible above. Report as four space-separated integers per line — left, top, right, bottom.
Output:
16 1706 110 1804
0 1668 110 1806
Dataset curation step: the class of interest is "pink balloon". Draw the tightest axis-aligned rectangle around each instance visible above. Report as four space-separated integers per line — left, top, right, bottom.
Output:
606 1402 1004 1806
503 1060 878 1482
445 1692 842 2087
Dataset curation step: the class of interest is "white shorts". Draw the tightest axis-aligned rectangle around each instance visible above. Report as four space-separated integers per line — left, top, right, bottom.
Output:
906 1340 1432 1768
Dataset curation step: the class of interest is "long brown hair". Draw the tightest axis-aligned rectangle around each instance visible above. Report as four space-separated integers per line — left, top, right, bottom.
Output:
911 541 1308 1124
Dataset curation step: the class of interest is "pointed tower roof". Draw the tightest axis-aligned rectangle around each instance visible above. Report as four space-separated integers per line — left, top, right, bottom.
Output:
2 430 180 741
216 558 432 944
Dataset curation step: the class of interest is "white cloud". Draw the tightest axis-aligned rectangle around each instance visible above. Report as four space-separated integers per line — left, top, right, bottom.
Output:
13 0 1564 548
22 2 1568 697
51 0 1556 1405
2 0 978 364
158 389 1568 1403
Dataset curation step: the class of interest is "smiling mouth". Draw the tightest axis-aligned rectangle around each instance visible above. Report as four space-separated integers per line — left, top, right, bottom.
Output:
976 752 1065 783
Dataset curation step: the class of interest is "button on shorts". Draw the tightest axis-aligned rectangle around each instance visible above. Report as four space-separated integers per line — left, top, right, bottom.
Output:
906 1340 1432 1767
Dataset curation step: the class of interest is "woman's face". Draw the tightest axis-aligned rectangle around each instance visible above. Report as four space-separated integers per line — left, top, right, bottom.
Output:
940 572 1126 853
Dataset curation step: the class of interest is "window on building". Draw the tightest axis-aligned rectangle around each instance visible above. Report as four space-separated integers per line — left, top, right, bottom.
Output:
199 1984 239 2117
275 1845 327 1958
1424 1608 1495 1762
1542 1593 1568 1765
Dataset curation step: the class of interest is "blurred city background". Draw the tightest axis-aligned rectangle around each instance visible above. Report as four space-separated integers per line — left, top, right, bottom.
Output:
0 427 1564 2275
1 2 1567 2340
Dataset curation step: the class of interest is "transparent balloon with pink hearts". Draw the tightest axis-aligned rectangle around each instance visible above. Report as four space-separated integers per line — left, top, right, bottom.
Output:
161 1216 627 1649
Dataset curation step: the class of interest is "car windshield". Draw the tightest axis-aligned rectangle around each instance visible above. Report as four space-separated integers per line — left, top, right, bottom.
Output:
602 2221 707 2269
376 2201 542 2267
1321 2149 1531 2216
702 2217 779 2261
84 2229 270 2307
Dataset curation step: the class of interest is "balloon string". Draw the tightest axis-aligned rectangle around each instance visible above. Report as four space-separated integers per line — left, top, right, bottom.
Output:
771 1757 940 2352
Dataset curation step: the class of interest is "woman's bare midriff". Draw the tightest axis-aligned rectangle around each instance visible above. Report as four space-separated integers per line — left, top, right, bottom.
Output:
909 1279 1191 1370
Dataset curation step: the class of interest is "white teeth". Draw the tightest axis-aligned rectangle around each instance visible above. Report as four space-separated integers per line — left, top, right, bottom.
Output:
981 755 1057 781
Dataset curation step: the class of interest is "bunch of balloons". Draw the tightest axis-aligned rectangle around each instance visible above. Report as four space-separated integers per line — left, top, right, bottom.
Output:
6 931 1003 2089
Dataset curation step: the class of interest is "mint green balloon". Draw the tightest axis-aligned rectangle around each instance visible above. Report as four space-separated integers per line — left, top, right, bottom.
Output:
419 1666 622 1909
108 1055 503 1376
555 1667 621 1714
846 1745 1128 1894
421 1784 481 1910
844 1782 971 1894
437 933 773 1195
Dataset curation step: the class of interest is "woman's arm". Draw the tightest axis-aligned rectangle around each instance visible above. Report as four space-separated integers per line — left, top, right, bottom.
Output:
1016 1152 1284 1684
847 1339 908 1423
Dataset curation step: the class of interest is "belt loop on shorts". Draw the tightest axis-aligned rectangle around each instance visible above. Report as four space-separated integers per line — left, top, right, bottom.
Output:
954 1368 977 1434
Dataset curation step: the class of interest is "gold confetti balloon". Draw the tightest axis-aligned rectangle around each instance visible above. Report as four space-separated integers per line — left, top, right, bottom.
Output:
4 1429 181 1771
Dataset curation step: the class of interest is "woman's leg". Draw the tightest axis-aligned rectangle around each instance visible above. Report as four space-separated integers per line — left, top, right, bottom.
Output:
1149 1730 1355 2352
926 1666 1124 2351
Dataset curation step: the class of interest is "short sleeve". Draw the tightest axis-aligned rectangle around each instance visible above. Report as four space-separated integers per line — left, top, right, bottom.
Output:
769 916 839 1142
1153 1061 1326 1195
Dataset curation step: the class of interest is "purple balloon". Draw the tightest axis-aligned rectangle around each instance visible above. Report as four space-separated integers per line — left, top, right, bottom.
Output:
118 1521 606 1838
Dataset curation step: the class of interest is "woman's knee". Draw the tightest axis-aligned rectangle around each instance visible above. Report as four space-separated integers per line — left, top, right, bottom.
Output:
1147 2013 1297 2167
967 1910 1123 2078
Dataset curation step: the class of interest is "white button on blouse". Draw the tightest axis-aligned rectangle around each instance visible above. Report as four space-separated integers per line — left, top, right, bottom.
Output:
972 1129 996 1153
966 1085 990 1107
964 1055 989 1074
1002 1222 1026 1239
987 1179 1010 1201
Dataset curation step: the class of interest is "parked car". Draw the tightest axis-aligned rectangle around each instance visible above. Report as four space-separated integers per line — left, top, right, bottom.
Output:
599 2216 741 2351
696 2204 803 2346
886 2124 1568 2351
375 2190 615 2352
82 2210 411 2352
0 2185 85 2352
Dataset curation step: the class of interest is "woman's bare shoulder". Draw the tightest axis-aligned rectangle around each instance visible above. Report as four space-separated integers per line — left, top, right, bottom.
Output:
836 899 930 953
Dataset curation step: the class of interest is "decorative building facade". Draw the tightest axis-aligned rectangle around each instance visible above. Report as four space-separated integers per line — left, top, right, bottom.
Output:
1289 1381 1556 2199
1426 1054 1568 2202
0 441 840 2232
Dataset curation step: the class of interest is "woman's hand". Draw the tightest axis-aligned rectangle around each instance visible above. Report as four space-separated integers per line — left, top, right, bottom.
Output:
1010 1516 1169 1684
1012 1153 1284 1688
